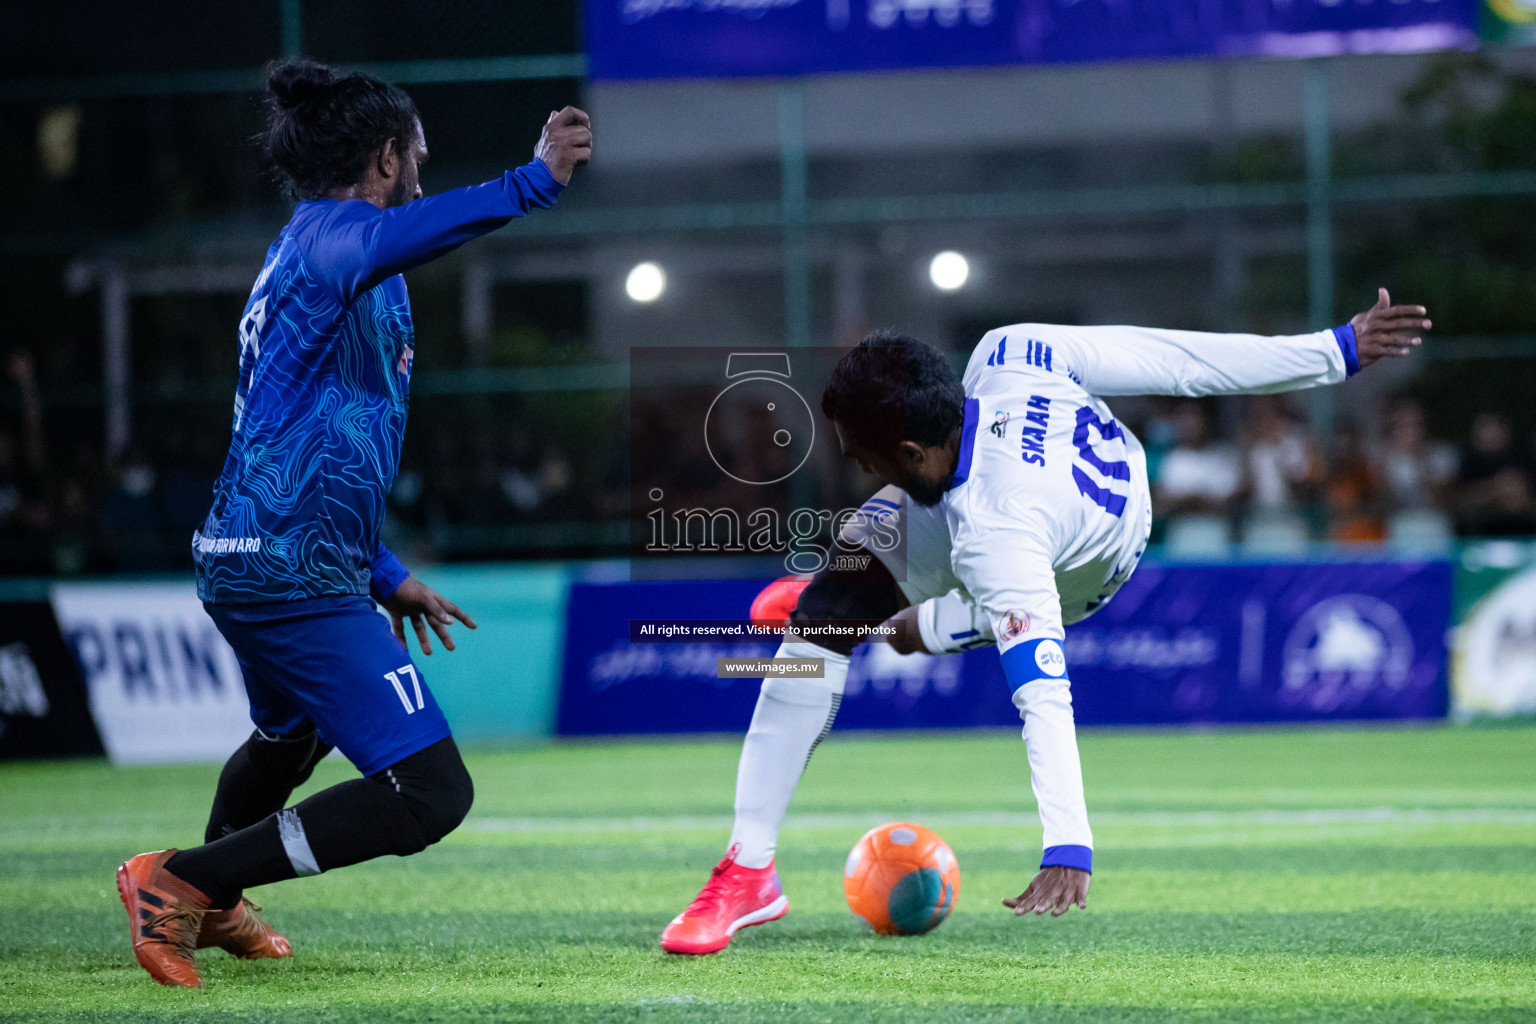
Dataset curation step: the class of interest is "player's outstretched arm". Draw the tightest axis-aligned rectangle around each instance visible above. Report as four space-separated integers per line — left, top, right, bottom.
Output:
992 289 1430 399
1003 866 1089 917
951 540 1095 918
1350 288 1430 370
384 577 478 656
321 108 594 302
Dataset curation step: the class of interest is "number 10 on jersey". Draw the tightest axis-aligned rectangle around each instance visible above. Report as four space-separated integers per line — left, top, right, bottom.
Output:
1071 407 1130 517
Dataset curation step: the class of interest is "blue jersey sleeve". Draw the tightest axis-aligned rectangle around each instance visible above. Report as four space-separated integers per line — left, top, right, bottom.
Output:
368 543 410 603
305 158 565 305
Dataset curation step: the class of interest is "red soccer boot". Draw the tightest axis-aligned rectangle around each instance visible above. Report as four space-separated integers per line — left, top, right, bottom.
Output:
661 847 789 955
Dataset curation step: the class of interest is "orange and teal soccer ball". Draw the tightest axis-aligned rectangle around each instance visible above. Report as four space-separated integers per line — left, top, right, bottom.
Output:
842 822 960 935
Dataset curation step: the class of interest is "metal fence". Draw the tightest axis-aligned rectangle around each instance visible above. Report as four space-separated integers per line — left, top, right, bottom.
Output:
4 2 1536 564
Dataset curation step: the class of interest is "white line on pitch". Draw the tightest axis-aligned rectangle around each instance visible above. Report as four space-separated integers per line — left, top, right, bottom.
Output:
463 807 1536 834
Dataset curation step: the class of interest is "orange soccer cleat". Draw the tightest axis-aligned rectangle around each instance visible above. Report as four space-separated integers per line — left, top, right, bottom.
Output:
749 575 812 631
661 846 789 955
198 898 292 960
116 849 211 987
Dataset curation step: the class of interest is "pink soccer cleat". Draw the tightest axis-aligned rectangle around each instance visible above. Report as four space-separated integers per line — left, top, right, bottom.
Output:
661 847 789 955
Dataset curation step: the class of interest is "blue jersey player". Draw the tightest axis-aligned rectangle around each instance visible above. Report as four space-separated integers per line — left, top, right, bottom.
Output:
116 59 592 988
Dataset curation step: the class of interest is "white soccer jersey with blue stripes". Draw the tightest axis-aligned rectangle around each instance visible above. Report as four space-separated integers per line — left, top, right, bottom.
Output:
945 321 1351 657
933 320 1353 862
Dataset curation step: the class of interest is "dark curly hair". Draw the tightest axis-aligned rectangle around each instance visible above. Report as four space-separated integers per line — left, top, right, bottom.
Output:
820 329 965 453
263 58 420 200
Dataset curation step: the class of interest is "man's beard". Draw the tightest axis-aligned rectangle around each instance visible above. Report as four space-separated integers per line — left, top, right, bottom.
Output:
904 474 948 508
386 172 413 208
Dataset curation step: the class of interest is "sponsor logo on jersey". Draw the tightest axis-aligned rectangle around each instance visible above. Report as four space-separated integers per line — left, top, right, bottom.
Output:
999 609 1031 640
192 532 263 555
990 411 1009 438
1034 639 1067 677
1020 395 1050 466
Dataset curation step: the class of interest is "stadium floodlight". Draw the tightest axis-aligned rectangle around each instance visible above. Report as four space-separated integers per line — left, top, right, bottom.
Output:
929 251 970 292
626 262 666 303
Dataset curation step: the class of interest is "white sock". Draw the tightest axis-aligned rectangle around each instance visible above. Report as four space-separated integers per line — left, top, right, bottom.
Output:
727 639 850 869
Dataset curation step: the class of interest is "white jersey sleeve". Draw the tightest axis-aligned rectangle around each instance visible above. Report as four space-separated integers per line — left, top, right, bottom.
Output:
963 322 1353 398
951 531 1095 858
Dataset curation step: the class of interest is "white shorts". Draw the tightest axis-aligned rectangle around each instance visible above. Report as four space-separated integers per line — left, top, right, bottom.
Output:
839 486 994 655
839 484 1149 656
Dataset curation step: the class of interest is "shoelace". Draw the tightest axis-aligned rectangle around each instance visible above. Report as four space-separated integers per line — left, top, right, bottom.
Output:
237 898 271 928
682 857 741 915
142 907 203 955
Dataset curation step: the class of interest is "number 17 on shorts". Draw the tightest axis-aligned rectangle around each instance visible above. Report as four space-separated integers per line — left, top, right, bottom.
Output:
386 665 425 714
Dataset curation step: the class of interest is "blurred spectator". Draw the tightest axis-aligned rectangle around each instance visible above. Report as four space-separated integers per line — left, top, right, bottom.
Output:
99 447 165 571
0 432 29 533
1137 398 1181 483
1240 395 1319 518
497 428 542 515
50 477 99 576
536 449 579 519
34 374 1536 572
388 468 427 527
461 435 508 526
0 353 55 573
1153 401 1241 520
0 353 47 529
498 465 541 512
1455 412 1536 536
1380 399 1458 513
158 430 221 541
1325 419 1386 543
8 353 46 473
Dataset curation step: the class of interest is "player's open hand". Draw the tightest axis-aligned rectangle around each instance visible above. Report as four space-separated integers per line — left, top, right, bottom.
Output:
1003 866 1090 918
384 577 478 656
535 106 592 185
1351 288 1430 369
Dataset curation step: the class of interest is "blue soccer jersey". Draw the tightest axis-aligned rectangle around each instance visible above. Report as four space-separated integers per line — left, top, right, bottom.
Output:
195 159 565 603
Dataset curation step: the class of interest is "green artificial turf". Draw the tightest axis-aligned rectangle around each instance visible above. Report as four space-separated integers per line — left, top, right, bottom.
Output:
2 725 1534 1022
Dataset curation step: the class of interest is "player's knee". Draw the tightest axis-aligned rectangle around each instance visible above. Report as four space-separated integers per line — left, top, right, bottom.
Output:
245 726 327 788
417 755 473 845
885 605 925 655
760 672 842 706
377 737 474 847
792 558 902 656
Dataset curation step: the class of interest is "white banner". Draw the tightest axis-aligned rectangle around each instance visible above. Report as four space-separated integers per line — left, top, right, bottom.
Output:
1455 567 1536 717
51 582 253 764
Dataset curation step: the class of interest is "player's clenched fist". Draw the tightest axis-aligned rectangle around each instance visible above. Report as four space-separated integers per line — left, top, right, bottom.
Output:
536 106 592 185
1351 287 1430 369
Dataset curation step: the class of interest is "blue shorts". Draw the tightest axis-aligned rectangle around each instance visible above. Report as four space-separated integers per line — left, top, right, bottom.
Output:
206 595 452 776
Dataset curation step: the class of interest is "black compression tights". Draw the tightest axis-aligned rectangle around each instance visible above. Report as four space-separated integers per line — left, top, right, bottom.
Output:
165 736 473 908
204 726 333 845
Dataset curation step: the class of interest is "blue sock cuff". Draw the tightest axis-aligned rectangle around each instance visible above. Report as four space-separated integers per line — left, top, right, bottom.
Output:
1331 323 1360 377
1041 844 1092 873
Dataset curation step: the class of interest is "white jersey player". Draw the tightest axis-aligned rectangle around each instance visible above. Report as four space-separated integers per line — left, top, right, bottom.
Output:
660 290 1430 955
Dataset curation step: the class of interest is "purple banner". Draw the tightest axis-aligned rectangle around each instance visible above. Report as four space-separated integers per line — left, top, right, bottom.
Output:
555 559 1451 735
588 0 1478 81
1059 559 1450 724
